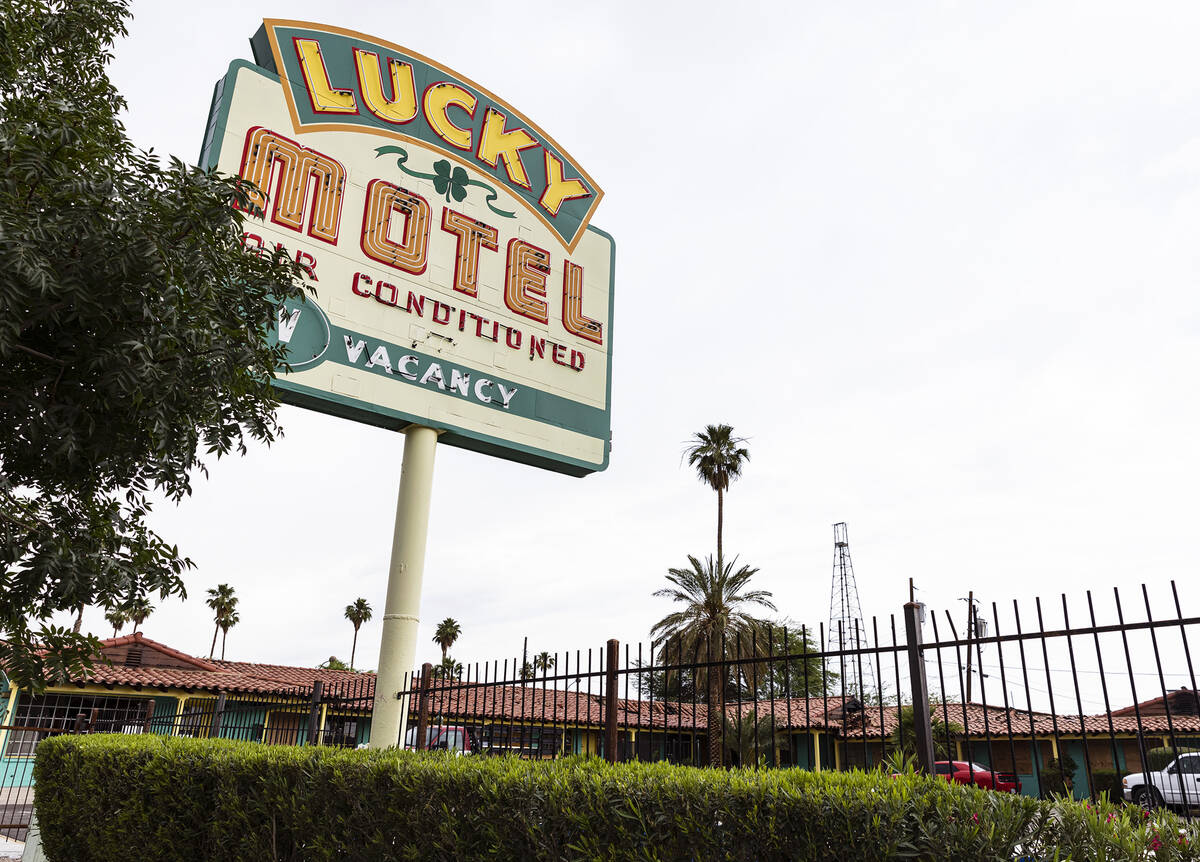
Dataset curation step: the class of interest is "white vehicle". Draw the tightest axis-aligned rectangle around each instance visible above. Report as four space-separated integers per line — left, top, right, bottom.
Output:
1123 752 1200 809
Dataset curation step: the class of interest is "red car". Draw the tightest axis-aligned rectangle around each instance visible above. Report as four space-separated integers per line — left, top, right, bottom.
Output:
934 760 1021 793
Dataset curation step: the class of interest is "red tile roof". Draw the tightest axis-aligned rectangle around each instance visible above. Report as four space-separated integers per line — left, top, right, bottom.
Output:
66 633 375 696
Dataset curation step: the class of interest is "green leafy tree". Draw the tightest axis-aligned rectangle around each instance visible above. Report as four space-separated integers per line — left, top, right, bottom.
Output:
741 621 832 699
683 424 750 567
124 597 152 634
650 554 776 767
318 656 350 671
0 0 305 689
519 662 535 681
205 585 238 660
344 598 372 670
432 618 461 662
888 704 964 761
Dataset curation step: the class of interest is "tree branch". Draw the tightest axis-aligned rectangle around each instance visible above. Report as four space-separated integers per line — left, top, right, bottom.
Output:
12 344 65 366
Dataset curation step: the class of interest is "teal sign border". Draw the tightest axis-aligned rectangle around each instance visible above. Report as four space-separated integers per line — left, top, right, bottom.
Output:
201 58 615 477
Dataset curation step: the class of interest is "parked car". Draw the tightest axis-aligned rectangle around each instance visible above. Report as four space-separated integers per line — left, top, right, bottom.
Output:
1123 752 1200 810
934 760 1022 793
403 724 478 755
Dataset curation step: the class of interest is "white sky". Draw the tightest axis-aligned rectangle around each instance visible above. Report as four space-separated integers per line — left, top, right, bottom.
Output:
64 1 1200 714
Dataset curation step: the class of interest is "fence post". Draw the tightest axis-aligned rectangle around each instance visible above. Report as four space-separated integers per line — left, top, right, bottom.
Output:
904 601 936 775
604 639 619 763
415 662 433 750
142 699 156 734
72 712 88 734
307 681 324 746
209 691 226 739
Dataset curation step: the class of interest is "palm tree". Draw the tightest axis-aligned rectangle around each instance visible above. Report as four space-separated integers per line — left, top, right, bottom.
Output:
650 554 776 767
104 606 129 638
684 424 750 567
344 598 373 670
533 651 556 673
432 657 463 680
217 609 239 661
432 618 461 661
125 597 153 634
206 584 238 660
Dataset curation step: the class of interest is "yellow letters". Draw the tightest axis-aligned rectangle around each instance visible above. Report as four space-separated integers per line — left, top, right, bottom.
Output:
539 151 591 216
423 82 477 151
476 108 539 189
353 48 418 125
294 38 357 114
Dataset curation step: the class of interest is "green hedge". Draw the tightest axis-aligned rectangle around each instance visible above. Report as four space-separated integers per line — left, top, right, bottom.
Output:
35 735 1200 861
1147 746 1200 773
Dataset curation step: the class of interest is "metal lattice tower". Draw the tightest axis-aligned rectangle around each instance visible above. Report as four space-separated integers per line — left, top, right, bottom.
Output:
826 522 876 700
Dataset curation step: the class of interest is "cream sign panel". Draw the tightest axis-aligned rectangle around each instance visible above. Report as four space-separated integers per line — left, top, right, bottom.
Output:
201 21 615 476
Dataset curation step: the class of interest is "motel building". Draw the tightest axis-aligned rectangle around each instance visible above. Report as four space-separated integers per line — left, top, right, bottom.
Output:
2 633 1198 801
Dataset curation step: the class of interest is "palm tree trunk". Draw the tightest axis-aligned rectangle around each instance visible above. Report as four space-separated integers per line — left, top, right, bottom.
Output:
706 635 724 767
716 488 724 568
210 624 219 659
441 643 448 662
350 627 359 670
221 629 227 661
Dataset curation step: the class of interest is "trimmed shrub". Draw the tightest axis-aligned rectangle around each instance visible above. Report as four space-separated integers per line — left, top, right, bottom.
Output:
1147 746 1200 772
35 735 1200 862
1038 755 1079 797
1090 768 1122 804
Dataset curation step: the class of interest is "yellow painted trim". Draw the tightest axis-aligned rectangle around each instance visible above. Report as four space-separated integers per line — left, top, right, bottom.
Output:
317 703 328 746
173 696 188 737
955 740 963 761
811 731 822 772
1050 737 1060 760
0 687 20 755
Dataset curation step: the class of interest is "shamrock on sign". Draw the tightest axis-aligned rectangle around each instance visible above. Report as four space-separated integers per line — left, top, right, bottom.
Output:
432 160 470 203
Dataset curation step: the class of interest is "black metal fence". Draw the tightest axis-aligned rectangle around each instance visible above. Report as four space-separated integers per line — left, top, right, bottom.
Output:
2 580 1196 844
0 675 375 842
398 580 1200 808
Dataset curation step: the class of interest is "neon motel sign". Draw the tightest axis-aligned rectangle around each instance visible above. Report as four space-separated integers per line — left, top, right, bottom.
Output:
201 20 615 475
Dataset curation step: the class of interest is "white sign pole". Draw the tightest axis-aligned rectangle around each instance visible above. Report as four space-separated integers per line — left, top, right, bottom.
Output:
369 424 439 749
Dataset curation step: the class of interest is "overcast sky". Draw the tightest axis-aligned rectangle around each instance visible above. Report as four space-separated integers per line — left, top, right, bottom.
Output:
65 1 1200 712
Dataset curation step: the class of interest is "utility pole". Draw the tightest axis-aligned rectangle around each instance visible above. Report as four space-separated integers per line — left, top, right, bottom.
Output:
963 591 975 703
958 593 987 705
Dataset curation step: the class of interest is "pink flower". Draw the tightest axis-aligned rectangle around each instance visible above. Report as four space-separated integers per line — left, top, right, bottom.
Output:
972 813 979 823
1150 836 1163 851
